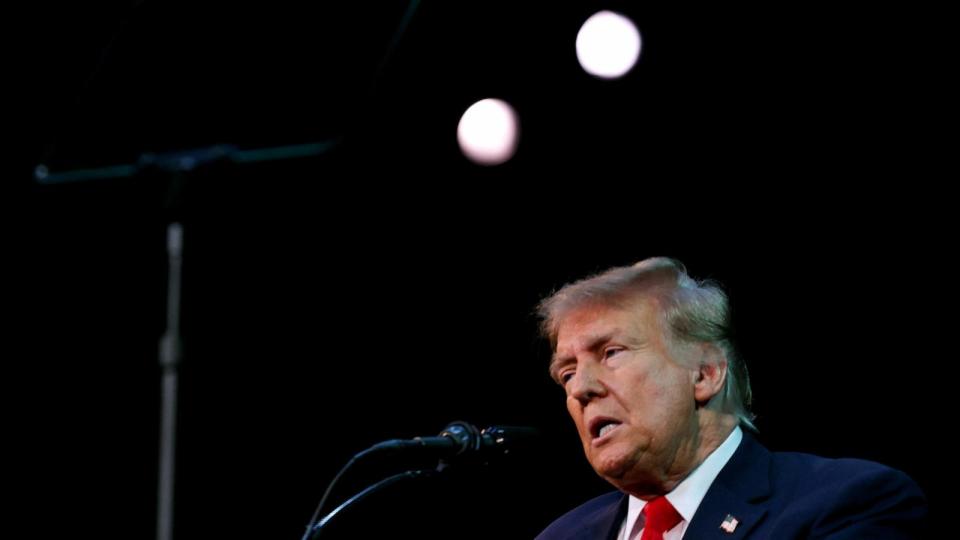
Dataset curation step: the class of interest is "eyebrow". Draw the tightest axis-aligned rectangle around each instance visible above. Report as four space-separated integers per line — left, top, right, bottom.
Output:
549 331 617 380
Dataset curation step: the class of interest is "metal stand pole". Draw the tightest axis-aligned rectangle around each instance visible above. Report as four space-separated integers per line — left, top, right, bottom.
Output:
157 222 183 540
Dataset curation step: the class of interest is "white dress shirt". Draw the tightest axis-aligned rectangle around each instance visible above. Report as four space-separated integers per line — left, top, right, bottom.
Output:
617 426 743 540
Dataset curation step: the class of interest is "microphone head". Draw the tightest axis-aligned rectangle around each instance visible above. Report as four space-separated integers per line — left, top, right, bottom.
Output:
438 421 483 455
480 425 540 456
437 422 540 462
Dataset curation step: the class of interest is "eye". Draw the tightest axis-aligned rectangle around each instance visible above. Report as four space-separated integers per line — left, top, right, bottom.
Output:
559 370 575 385
603 347 624 359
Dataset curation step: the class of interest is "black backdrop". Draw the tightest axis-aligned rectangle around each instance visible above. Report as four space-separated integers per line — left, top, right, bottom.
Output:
20 1 945 538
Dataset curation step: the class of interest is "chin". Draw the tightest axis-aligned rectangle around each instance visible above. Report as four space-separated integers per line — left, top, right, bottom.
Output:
590 447 636 480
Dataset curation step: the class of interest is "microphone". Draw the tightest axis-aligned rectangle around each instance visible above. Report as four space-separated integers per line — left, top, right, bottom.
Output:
366 421 538 461
301 421 538 540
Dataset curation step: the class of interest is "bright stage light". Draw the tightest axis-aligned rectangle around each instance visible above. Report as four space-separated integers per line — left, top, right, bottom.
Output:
457 98 520 166
576 11 642 79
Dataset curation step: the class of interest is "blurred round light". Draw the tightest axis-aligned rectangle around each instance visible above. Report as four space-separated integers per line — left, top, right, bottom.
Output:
576 11 642 79
457 98 520 166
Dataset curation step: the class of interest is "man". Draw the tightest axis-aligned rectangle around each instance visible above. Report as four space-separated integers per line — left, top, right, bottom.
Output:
535 257 926 539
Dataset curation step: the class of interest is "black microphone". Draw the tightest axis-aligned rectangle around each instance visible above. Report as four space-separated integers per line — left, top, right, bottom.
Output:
301 421 538 540
366 421 538 461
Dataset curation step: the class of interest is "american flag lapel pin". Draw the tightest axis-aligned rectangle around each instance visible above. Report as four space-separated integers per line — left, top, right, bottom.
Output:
720 514 739 534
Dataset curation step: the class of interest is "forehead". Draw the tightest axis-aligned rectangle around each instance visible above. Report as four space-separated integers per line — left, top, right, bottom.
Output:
554 298 663 351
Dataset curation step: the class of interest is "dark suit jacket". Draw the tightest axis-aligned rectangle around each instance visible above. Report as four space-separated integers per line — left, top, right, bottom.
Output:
535 433 927 539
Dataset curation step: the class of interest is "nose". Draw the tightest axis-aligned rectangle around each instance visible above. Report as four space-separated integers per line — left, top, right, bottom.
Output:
568 361 606 403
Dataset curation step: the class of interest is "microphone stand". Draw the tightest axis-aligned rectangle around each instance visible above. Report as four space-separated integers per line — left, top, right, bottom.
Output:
306 469 436 540
34 140 336 540
156 220 183 540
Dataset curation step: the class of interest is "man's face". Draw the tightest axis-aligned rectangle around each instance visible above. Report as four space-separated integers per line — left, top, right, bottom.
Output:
551 298 702 494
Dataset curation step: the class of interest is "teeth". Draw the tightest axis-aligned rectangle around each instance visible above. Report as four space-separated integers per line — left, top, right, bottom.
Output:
598 423 618 438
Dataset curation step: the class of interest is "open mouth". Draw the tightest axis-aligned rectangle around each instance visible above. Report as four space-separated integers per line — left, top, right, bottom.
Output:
597 423 620 438
589 417 623 440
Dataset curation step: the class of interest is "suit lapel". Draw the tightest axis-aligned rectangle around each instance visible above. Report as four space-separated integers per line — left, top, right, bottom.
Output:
684 432 772 539
683 483 768 538
573 492 628 540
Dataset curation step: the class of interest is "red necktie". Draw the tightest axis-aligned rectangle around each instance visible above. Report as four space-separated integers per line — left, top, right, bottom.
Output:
640 496 682 540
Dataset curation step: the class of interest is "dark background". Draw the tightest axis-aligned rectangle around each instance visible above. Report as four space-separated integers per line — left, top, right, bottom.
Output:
18 1 946 538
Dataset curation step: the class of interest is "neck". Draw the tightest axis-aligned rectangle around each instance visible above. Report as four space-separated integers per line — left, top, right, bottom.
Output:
692 410 738 468
626 411 738 499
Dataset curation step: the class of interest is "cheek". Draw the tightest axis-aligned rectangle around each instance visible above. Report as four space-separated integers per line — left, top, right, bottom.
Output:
652 374 697 421
630 374 691 423
565 397 579 419
566 398 588 434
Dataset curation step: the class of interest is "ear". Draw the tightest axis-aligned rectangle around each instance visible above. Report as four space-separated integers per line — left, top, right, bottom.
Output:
693 344 728 405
